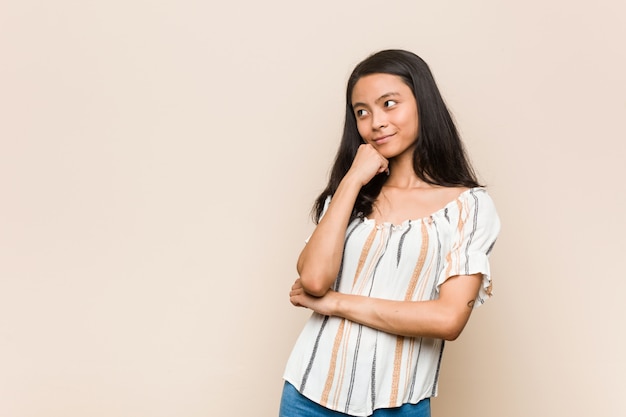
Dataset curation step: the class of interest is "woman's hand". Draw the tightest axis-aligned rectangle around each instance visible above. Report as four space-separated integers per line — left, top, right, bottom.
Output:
345 144 389 186
290 278 338 317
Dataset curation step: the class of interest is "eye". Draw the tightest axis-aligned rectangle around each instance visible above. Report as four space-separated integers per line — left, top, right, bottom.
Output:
384 100 397 108
355 109 369 118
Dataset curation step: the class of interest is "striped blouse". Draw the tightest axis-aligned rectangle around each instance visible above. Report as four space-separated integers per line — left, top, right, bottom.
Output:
283 187 501 416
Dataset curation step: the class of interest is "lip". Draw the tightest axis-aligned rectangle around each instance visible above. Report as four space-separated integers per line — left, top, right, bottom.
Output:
373 133 395 145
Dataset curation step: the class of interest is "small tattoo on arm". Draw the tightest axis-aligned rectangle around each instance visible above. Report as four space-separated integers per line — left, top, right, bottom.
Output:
467 300 475 308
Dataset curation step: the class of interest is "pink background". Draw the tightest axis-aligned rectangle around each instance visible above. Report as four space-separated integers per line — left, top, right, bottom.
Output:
1 1 624 416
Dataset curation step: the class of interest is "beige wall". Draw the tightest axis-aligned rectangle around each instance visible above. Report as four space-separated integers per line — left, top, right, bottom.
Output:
1 1 624 416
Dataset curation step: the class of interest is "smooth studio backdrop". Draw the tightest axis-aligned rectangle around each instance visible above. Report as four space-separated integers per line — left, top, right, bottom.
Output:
1 1 624 416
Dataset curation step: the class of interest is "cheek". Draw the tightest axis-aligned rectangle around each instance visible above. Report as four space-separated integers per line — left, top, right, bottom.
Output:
400 109 419 134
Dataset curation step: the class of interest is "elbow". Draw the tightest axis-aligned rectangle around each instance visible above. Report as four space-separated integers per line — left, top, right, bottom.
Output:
299 273 331 297
442 327 463 341
297 260 336 297
439 315 469 341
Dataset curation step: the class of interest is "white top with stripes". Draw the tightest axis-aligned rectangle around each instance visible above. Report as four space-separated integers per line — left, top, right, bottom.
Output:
283 187 501 416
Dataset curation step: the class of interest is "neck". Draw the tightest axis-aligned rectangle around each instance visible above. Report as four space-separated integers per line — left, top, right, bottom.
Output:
386 152 430 189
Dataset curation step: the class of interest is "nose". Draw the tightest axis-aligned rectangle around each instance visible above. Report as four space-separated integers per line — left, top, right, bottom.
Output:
371 110 388 130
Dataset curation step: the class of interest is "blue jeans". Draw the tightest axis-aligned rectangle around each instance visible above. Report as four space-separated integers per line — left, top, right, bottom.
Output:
279 382 431 417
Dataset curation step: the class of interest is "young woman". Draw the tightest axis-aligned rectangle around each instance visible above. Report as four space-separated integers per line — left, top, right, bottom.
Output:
280 49 500 417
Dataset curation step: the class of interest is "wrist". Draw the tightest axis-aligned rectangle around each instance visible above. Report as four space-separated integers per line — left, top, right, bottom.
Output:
342 172 366 189
330 291 343 317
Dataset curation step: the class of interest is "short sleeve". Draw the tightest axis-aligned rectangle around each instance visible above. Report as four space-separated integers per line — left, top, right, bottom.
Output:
437 189 501 307
304 196 332 244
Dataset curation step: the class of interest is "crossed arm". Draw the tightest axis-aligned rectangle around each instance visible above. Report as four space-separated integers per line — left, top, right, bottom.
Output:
290 272 482 341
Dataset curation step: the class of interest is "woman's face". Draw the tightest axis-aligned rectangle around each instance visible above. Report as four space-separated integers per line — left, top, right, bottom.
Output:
351 73 419 161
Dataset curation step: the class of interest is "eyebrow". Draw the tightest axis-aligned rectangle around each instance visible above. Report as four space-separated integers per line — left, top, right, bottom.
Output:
352 92 401 109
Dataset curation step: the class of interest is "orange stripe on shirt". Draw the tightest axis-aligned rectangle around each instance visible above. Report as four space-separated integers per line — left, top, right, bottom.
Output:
389 335 405 406
332 320 354 410
321 318 346 406
355 226 388 295
404 221 429 301
352 227 378 288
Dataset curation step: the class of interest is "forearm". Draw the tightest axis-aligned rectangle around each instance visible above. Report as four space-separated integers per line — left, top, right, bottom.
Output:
330 291 473 341
297 174 362 296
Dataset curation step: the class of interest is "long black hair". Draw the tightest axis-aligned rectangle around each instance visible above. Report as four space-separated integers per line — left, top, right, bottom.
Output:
313 49 481 223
